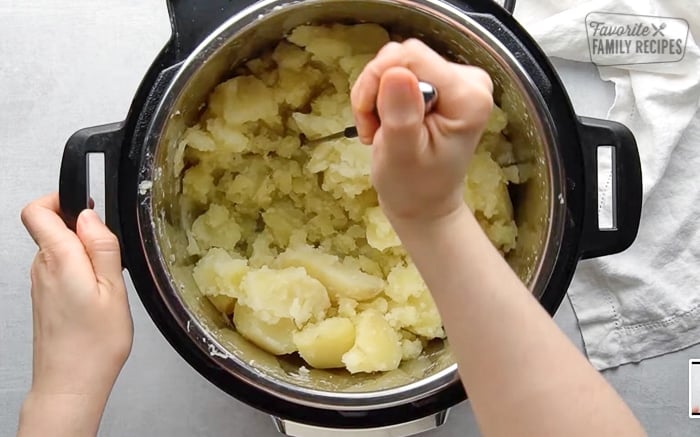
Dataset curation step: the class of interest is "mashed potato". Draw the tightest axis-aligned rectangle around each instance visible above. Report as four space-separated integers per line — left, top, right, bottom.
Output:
179 23 524 373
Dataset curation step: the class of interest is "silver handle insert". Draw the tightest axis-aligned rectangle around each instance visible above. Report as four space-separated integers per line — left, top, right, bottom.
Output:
272 409 449 437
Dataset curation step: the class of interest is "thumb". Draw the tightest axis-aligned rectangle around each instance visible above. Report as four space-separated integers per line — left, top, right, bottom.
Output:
376 67 426 156
76 209 124 289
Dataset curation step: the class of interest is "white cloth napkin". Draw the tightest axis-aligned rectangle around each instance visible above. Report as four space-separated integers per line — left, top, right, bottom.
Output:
513 0 700 370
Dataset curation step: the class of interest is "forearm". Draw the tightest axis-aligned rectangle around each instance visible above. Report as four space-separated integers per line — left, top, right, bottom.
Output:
17 393 107 437
391 206 645 437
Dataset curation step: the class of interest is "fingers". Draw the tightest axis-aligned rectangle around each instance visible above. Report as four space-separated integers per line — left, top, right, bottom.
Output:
21 193 76 249
351 39 494 139
448 63 495 132
76 209 123 291
352 42 403 143
375 67 427 159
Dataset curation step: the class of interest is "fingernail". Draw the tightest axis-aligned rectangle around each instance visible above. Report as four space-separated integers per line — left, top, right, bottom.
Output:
379 72 422 125
79 209 101 227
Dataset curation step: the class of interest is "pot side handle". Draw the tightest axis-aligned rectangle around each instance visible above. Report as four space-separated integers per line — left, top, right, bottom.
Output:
272 410 449 437
59 122 125 242
576 116 643 259
166 0 258 60
501 0 516 13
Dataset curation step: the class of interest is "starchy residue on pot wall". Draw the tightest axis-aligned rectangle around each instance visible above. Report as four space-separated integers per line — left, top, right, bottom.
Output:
173 23 529 374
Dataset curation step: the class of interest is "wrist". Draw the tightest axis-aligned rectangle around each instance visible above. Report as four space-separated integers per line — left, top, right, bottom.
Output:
18 391 108 437
387 201 475 239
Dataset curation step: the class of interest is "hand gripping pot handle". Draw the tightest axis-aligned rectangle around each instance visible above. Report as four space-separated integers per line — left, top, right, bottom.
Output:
272 410 449 437
577 116 643 259
58 122 124 243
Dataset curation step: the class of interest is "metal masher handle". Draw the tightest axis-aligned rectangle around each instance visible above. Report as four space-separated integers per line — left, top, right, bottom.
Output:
418 81 438 112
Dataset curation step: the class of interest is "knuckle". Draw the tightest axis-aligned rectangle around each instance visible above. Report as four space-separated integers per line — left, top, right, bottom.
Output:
364 58 386 78
366 44 405 73
20 204 36 226
475 87 495 114
87 233 121 253
377 40 402 57
379 111 423 134
403 38 428 53
454 64 494 95
381 121 416 139
96 272 120 293
473 67 494 93
456 84 493 130
35 245 71 273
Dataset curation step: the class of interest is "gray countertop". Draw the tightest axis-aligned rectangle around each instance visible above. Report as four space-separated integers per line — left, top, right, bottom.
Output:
1 1 698 436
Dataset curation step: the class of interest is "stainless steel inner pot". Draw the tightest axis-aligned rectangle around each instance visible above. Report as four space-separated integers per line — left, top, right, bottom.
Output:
137 0 564 412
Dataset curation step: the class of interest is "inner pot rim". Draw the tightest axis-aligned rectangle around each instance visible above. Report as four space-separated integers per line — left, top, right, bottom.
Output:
136 0 565 411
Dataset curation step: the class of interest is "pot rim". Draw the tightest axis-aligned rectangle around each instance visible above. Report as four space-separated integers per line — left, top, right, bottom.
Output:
136 0 565 411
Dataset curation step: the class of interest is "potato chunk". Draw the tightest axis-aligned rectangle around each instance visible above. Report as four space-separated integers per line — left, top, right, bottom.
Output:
401 337 423 361
385 289 445 339
287 24 390 62
306 140 372 199
208 76 278 126
293 317 355 368
337 297 358 318
274 244 384 301
193 248 248 298
287 25 353 64
364 206 401 251
484 104 508 133
188 204 242 255
272 41 310 69
385 263 424 304
238 266 330 327
205 118 249 153
182 163 214 205
207 295 236 315
465 152 514 221
180 126 216 152
276 65 324 109
233 303 297 355
342 310 402 373
262 201 306 247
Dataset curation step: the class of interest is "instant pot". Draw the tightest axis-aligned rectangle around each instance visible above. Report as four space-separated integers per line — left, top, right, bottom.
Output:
58 0 643 435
